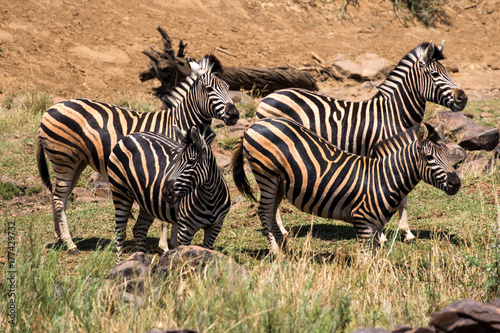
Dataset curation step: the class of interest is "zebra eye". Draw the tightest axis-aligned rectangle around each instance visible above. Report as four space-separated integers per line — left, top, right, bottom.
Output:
431 71 440 78
419 61 426 68
425 154 435 161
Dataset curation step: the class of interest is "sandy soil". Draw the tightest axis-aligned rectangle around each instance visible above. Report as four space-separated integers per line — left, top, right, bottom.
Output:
1 0 499 102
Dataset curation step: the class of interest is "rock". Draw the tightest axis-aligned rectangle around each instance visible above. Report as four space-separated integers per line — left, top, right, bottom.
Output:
107 252 151 281
1 175 26 190
229 90 251 104
445 143 467 167
89 171 110 188
355 53 392 81
153 245 248 281
352 328 389 333
434 110 499 151
435 111 476 136
147 329 198 333
430 298 500 332
459 126 499 151
330 53 363 81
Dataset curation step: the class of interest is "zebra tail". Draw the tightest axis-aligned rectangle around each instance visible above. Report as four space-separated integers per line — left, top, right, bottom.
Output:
231 136 257 202
36 136 53 193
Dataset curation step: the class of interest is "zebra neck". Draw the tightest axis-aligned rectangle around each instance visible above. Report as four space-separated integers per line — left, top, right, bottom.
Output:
374 62 427 129
375 143 421 209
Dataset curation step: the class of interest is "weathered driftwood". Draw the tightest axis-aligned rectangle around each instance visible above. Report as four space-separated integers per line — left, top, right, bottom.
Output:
139 26 318 97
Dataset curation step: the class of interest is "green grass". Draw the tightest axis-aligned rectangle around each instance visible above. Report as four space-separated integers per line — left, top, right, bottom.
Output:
392 0 449 27
1 92 500 332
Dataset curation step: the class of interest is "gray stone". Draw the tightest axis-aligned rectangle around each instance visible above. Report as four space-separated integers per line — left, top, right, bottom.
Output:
330 53 363 81
445 143 467 167
355 53 393 81
434 110 499 151
459 125 499 151
352 328 389 333
430 298 500 332
1 175 26 190
154 245 248 281
107 252 151 281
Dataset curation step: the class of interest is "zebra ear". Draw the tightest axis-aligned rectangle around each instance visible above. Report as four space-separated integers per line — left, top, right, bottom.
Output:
437 40 445 53
435 122 445 137
202 127 217 147
189 126 204 147
189 57 205 76
417 123 430 145
174 125 190 144
421 41 435 66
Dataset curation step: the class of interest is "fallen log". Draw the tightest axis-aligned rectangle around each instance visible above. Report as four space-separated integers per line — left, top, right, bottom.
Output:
139 26 318 98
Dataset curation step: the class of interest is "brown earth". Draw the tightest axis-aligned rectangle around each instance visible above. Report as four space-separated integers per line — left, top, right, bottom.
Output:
1 0 499 102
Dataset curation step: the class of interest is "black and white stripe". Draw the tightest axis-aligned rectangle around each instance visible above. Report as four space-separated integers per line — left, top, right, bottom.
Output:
108 126 230 259
232 117 460 253
37 54 238 254
254 41 467 241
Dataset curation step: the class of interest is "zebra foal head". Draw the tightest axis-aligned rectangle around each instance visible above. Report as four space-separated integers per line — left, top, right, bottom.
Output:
189 55 239 126
162 125 216 205
417 122 461 196
415 40 468 112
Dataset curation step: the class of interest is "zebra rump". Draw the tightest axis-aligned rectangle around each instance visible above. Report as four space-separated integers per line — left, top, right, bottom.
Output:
108 126 230 258
232 117 460 254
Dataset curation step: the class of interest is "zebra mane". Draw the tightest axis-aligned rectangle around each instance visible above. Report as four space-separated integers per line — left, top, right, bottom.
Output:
370 123 441 158
161 54 224 109
414 42 445 61
376 42 445 95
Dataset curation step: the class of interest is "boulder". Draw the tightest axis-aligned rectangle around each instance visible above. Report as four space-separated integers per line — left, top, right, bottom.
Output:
330 53 363 81
153 245 248 281
355 53 393 81
107 252 152 281
434 111 499 151
430 298 500 332
445 143 467 167
459 126 499 151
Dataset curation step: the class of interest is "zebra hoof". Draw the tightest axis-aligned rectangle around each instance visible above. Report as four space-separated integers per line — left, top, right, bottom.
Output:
67 248 80 255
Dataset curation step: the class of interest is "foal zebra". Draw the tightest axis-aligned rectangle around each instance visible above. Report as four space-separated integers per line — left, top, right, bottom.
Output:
232 117 460 254
108 126 230 259
37 54 238 254
254 41 467 242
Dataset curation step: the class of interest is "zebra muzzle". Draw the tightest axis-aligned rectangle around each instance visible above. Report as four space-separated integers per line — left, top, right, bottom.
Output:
445 172 461 195
223 103 239 126
450 88 468 112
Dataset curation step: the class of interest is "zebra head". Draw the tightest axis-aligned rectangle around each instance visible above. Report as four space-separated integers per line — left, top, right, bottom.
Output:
162 125 216 205
415 40 468 112
190 55 240 126
417 122 461 196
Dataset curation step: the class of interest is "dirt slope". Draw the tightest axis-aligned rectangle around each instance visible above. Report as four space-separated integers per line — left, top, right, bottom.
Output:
1 0 499 101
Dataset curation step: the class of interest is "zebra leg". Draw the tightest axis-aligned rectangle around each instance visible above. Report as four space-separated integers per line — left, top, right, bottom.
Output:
132 209 155 253
256 176 283 255
169 223 179 249
271 182 289 246
203 220 224 249
158 222 170 252
398 197 415 242
52 161 88 254
114 198 133 262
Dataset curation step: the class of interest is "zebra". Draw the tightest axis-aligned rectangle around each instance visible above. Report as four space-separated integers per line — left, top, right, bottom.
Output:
231 117 461 254
36 54 238 254
107 126 230 259
253 40 467 242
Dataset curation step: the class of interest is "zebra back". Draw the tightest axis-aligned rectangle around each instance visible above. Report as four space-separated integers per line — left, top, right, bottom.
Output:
254 41 467 156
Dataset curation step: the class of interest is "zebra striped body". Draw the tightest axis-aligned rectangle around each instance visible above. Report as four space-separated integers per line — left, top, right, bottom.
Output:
37 55 238 254
108 127 230 258
254 41 467 241
232 117 460 254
